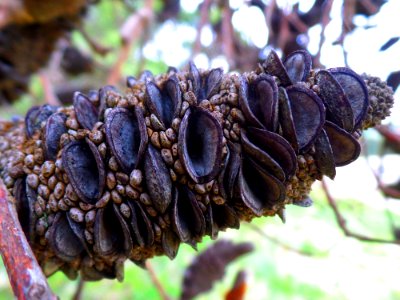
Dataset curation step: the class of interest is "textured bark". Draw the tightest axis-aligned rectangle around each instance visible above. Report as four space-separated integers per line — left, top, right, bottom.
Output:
0 179 56 300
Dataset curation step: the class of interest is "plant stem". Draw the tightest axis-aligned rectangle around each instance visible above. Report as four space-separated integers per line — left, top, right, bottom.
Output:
0 179 57 300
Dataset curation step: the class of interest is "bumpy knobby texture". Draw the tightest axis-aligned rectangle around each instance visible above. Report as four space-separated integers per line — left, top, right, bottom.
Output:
0 50 394 281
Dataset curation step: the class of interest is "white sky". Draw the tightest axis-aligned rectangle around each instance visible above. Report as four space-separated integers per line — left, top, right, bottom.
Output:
147 0 400 72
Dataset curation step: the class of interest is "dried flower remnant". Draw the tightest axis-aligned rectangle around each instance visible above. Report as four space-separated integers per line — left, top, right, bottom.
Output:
180 240 254 300
0 49 394 281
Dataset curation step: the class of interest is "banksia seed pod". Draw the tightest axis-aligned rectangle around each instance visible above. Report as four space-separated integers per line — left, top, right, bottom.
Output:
0 49 394 281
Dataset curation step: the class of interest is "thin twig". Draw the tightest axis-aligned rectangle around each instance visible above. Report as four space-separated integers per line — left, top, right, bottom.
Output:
363 136 400 235
39 72 61 106
221 0 235 68
246 223 324 256
72 277 85 300
78 26 112 57
0 179 57 300
285 11 309 34
263 0 277 44
106 0 154 85
315 0 334 66
192 0 213 57
336 0 357 67
373 170 400 199
322 179 400 245
277 14 291 53
375 125 400 152
342 0 356 36
358 0 380 15
145 260 171 300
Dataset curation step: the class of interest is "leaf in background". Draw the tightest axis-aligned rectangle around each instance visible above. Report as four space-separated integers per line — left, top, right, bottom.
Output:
225 270 248 300
387 71 400 91
379 37 400 51
180 240 254 300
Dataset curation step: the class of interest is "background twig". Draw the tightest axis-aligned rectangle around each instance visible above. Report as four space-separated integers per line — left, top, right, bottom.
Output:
246 223 324 256
107 0 154 85
322 179 400 245
145 260 171 300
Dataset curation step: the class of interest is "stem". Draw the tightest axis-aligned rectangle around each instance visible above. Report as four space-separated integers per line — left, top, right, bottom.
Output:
264 0 277 44
246 223 323 257
315 0 334 67
0 179 57 300
322 179 400 245
145 260 171 300
106 0 154 85
39 72 61 106
192 0 213 57
72 278 85 300
221 1 235 68
79 26 111 57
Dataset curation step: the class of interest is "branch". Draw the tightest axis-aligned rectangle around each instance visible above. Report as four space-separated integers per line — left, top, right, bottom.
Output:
72 278 85 300
322 179 400 245
106 0 154 85
145 260 171 300
0 179 57 300
39 72 61 106
78 26 112 57
315 0 334 66
373 170 400 199
192 0 213 56
358 0 380 15
221 1 235 68
263 0 277 45
246 223 323 257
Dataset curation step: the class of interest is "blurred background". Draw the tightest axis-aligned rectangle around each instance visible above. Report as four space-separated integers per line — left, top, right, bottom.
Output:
0 0 400 299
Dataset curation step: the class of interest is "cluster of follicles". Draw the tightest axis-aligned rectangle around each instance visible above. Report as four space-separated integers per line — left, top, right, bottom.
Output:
0 50 394 281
